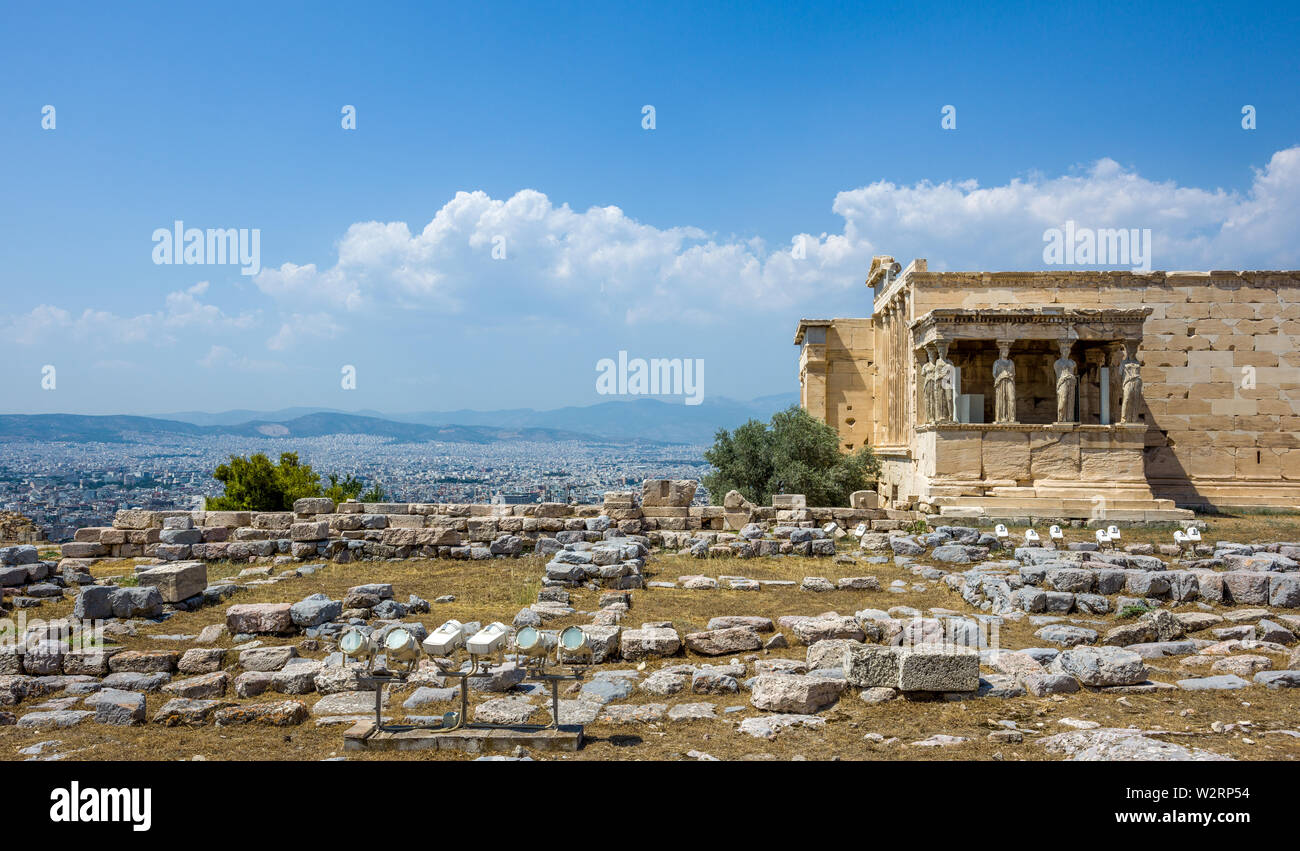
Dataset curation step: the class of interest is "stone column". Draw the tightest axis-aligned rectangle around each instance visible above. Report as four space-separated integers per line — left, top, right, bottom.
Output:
934 340 954 424
1083 348 1106 425
1119 339 1143 424
921 345 937 424
992 340 1017 424
1053 339 1078 424
1107 342 1125 426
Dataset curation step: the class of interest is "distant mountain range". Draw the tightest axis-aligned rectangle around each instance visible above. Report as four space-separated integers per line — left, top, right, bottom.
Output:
1 393 799 445
0 413 601 445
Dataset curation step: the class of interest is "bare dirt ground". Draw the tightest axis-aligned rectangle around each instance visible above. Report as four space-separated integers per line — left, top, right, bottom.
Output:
3 516 1299 761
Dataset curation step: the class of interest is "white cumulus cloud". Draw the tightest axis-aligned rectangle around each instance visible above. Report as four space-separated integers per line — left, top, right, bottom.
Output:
251 147 1300 326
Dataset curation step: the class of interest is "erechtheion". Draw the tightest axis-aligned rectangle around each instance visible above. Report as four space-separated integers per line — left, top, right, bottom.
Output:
796 257 1300 521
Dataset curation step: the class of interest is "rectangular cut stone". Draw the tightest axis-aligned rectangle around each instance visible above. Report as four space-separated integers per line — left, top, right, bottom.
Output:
1029 430 1081 479
137 561 208 603
843 644 902 688
290 521 329 542
253 513 294 530
202 511 251 527
896 647 980 692
113 509 159 529
641 479 697 507
982 430 1030 480
292 498 336 515
226 603 294 635
933 430 983 480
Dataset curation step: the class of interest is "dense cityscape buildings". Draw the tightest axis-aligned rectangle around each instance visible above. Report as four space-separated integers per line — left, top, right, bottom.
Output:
0 435 709 541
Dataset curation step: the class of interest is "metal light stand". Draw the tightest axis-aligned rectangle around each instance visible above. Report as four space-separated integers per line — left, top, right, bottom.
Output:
345 645 420 733
516 661 588 731
350 654 590 734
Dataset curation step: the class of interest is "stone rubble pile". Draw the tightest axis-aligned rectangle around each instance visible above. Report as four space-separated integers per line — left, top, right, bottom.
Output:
943 538 1300 614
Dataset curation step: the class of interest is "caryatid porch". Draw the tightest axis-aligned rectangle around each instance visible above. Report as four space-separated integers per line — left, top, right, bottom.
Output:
906 307 1188 521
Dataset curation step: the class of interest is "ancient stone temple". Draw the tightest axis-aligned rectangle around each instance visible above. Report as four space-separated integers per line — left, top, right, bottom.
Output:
796 257 1300 520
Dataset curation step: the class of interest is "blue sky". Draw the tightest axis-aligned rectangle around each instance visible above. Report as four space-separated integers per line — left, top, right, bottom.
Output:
3 1 1299 415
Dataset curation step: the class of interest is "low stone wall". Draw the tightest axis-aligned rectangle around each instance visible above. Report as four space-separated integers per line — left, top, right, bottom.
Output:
59 479 920 566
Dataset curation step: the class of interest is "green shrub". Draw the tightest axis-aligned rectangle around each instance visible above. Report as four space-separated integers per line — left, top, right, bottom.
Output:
703 406 879 507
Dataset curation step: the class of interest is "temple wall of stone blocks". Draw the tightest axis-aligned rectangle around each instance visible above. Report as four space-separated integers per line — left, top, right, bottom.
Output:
911 270 1300 508
805 265 1300 511
796 318 876 452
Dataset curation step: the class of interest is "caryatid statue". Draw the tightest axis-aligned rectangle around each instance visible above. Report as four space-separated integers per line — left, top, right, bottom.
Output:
1120 340 1143 424
993 341 1016 423
934 342 954 423
920 347 937 423
1054 339 1078 423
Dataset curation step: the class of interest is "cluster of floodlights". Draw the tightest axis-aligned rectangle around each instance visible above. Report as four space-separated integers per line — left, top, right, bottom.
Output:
337 620 594 735
338 619 592 674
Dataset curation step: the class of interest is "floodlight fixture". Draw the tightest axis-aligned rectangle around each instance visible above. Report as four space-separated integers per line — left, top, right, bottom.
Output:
467 621 509 656
1023 528 1040 543
558 626 592 665
1096 528 1111 547
383 626 421 666
513 626 557 663
423 619 468 658
340 628 377 668
1186 527 1201 542
1107 525 1122 541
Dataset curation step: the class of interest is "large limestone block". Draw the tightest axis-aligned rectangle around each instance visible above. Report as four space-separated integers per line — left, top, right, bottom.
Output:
1030 431 1081 479
60 542 106 558
641 479 697 507
684 626 763 656
253 512 294 531
226 603 294 635
1079 437 1144 482
202 511 251 527
1055 646 1147 687
934 430 983 480
136 561 207 603
290 521 329 542
113 509 159 530
981 430 1030 481
896 647 980 692
843 644 902 688
620 626 680 660
849 490 880 509
292 498 336 515
750 674 843 713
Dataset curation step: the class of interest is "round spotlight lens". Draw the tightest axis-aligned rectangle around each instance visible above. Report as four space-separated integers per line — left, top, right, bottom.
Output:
515 626 539 651
384 627 418 659
560 626 586 651
340 628 372 659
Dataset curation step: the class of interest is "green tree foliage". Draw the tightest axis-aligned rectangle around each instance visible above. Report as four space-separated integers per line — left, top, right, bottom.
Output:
208 453 385 511
274 453 322 506
702 406 879 507
208 453 301 511
322 473 387 504
324 473 364 503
